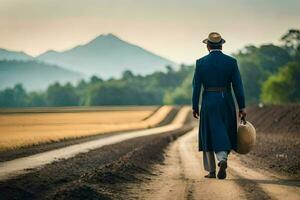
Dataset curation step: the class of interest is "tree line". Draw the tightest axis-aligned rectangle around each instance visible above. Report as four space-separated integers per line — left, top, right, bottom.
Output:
0 29 299 107
234 29 300 104
0 65 193 107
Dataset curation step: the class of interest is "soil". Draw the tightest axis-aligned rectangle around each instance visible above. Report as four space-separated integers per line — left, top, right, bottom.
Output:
125 130 300 200
240 104 300 178
0 105 299 200
0 117 193 200
0 107 179 162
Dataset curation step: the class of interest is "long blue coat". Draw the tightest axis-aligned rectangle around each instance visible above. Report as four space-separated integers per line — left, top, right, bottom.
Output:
192 50 245 152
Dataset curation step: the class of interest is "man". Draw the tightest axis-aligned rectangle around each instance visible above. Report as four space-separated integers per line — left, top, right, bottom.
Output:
192 32 246 179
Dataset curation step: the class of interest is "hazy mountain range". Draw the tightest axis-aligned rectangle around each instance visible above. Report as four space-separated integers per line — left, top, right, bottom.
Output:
0 48 33 61
36 34 176 77
0 60 83 90
0 34 176 90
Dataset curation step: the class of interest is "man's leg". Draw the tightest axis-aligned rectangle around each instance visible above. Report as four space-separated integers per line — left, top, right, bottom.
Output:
215 151 228 179
215 151 228 162
203 151 216 178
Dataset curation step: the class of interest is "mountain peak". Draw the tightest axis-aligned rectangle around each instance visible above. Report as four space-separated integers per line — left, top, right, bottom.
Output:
36 33 176 78
0 48 33 60
94 33 121 42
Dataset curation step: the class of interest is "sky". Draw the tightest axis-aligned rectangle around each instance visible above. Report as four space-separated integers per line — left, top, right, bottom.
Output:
0 0 299 64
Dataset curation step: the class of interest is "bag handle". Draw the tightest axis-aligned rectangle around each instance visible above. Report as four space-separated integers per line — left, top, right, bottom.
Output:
240 116 246 125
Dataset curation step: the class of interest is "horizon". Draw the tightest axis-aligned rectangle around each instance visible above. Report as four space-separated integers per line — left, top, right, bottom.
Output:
0 31 295 65
1 0 300 64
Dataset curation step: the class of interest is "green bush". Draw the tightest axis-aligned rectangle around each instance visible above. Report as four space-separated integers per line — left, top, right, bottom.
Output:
261 62 300 104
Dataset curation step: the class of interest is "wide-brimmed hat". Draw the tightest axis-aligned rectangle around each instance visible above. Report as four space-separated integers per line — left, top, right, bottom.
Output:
203 32 226 46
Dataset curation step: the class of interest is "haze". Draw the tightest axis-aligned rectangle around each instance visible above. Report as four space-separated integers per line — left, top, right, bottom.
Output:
0 0 299 64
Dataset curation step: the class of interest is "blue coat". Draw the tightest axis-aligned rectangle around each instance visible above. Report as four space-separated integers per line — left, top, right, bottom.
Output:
192 50 245 152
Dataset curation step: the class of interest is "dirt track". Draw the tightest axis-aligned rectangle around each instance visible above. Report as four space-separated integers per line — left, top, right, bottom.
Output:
127 129 300 200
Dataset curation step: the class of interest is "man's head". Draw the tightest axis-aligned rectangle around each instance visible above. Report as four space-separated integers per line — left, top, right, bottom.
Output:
207 44 222 51
203 32 225 51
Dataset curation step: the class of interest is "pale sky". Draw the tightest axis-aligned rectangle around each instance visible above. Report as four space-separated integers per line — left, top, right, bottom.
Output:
0 0 299 64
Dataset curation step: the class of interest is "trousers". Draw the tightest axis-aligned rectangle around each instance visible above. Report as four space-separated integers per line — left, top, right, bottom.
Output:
203 151 228 172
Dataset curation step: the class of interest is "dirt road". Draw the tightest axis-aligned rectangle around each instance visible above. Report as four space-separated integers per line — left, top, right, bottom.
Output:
127 129 300 200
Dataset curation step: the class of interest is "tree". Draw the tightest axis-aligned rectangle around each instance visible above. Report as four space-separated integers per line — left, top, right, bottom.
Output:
122 70 135 81
90 75 103 84
281 29 300 54
234 44 290 104
86 80 160 106
238 61 267 104
0 84 27 107
164 72 193 105
46 82 79 106
261 62 300 104
26 92 46 107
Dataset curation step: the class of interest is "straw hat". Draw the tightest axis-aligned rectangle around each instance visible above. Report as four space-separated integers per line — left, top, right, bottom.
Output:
203 32 226 45
236 120 256 154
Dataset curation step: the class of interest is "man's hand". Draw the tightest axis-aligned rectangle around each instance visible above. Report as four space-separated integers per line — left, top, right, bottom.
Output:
193 109 199 119
239 109 247 124
238 108 247 118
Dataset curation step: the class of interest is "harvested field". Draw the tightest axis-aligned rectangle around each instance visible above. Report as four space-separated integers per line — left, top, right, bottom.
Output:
0 106 173 151
0 125 191 200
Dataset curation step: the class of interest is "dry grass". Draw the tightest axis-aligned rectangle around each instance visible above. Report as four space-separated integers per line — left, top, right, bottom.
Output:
0 106 173 151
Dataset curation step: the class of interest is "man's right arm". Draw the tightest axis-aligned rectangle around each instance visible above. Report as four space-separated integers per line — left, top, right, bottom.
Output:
192 60 202 119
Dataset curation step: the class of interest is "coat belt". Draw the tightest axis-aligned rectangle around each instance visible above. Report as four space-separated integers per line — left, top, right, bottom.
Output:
205 87 229 92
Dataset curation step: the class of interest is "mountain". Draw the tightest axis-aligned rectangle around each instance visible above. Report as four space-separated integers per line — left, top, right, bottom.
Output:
37 34 176 78
0 48 33 61
0 60 84 90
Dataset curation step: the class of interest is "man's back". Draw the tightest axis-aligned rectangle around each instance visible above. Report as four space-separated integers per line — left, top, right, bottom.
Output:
196 50 237 90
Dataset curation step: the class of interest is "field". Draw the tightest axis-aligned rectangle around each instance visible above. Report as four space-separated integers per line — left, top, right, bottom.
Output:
1 105 299 200
241 104 300 177
0 106 173 151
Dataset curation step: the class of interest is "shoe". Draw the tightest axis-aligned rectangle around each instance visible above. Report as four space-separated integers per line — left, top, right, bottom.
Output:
204 172 216 178
217 161 227 179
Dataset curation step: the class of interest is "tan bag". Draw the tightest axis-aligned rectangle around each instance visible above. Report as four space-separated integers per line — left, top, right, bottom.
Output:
236 117 256 154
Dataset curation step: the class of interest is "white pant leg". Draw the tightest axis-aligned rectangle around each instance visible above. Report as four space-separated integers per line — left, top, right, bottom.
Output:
203 151 216 172
215 151 228 162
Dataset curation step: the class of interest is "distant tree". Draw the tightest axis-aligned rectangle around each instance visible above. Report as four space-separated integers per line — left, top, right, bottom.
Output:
258 44 291 73
261 62 300 104
238 61 267 104
234 44 290 104
46 82 79 106
87 81 159 105
26 92 46 107
0 88 15 107
165 65 174 73
0 84 27 107
12 84 27 107
281 29 300 55
77 80 87 89
122 70 135 80
90 75 103 84
164 72 193 105
76 80 89 106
